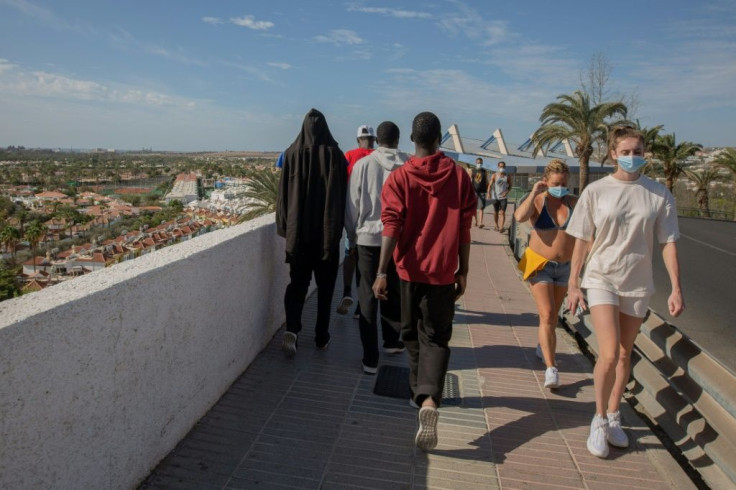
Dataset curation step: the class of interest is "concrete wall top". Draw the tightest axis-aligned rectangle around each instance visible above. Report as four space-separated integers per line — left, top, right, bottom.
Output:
0 213 291 489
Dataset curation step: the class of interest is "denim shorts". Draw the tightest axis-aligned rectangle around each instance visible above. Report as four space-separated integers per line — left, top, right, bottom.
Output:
528 260 571 286
476 192 486 210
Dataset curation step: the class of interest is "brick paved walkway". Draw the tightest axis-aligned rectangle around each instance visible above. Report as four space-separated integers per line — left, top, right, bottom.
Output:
141 215 694 489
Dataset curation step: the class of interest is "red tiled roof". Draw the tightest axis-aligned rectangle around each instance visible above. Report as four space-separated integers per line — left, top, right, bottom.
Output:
35 191 67 199
22 280 47 292
23 256 51 266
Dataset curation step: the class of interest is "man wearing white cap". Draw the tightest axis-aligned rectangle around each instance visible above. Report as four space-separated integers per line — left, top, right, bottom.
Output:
337 125 376 317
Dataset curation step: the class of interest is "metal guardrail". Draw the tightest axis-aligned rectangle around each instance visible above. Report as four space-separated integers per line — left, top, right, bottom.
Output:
677 207 735 221
508 216 736 489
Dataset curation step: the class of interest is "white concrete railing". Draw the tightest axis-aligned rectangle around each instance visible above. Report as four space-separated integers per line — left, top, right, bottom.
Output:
0 214 292 489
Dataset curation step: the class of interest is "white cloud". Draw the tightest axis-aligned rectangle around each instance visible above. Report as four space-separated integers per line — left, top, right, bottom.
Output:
0 58 16 74
2 0 56 23
0 63 198 110
109 28 206 66
202 16 223 25
1 0 87 32
221 61 274 82
348 6 431 19
267 62 291 70
315 29 364 46
483 44 580 84
438 1 509 46
145 45 207 66
631 40 736 112
0 92 298 151
229 15 274 31
377 67 566 130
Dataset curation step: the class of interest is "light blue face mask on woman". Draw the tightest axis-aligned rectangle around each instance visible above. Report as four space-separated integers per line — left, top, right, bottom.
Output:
548 186 569 198
617 155 647 173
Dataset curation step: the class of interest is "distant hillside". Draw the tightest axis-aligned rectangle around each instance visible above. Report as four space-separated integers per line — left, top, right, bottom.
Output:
194 151 280 158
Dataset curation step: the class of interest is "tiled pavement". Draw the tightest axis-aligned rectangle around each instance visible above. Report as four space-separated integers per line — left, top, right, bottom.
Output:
141 213 694 489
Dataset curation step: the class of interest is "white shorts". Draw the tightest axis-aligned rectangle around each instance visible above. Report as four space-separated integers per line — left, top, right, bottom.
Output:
586 288 650 318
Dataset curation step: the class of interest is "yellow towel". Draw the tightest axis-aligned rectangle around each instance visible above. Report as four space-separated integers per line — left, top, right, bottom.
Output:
518 247 549 280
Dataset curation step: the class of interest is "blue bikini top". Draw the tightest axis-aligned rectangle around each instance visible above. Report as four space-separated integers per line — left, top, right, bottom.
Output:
533 195 572 231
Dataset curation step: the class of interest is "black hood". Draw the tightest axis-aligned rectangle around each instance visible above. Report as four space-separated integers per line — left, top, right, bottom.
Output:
289 108 339 150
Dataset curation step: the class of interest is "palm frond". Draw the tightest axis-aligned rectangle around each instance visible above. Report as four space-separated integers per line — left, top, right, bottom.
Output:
531 90 629 188
238 168 279 223
683 166 724 187
713 147 736 176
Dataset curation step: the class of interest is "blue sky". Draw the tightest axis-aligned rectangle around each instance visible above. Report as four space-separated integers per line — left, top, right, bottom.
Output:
1 0 734 152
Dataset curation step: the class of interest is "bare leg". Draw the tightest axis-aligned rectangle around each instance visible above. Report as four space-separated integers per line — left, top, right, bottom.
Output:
608 313 644 412
590 304 620 416
498 210 506 231
476 209 484 227
493 208 499 229
530 282 557 367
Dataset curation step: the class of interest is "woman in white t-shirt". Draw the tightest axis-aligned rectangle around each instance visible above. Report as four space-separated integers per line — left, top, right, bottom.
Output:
565 126 684 459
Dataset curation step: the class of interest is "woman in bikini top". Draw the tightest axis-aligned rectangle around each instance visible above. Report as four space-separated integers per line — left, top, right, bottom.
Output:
512 159 578 389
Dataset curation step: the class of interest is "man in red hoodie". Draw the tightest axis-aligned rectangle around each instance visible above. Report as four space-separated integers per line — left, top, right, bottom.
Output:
373 112 477 450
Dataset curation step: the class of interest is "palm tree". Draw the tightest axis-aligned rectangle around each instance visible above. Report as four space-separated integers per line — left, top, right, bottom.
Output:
0 226 21 258
683 165 724 217
633 121 665 177
24 221 47 272
237 168 279 223
713 147 736 177
650 133 702 193
532 90 627 191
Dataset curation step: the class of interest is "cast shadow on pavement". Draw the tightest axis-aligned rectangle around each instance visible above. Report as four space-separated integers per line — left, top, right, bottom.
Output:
432 393 660 464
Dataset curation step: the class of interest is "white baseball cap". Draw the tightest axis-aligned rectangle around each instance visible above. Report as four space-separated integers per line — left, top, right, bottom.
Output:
356 125 376 138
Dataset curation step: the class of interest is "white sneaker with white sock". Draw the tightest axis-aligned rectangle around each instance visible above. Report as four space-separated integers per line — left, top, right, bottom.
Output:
587 414 610 458
544 366 559 389
607 411 629 448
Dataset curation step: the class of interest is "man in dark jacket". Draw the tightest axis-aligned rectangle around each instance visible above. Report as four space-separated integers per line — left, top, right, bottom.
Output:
471 157 488 228
276 108 347 356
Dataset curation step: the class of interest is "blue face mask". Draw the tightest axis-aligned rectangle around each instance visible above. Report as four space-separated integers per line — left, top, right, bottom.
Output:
548 186 569 198
617 155 646 173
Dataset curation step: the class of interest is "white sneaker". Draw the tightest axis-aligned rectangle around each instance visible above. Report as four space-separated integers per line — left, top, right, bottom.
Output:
536 344 543 360
282 332 297 358
587 414 610 458
415 406 439 450
607 411 629 448
544 367 560 389
362 363 377 375
336 296 353 314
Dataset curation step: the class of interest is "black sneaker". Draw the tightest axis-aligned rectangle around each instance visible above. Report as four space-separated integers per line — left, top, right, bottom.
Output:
383 341 406 354
316 335 331 350
336 296 353 314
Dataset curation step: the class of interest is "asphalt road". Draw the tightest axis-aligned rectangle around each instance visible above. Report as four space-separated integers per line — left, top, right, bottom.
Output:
650 217 736 373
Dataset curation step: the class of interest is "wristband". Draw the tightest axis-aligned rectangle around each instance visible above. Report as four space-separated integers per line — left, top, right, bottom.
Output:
375 273 387 278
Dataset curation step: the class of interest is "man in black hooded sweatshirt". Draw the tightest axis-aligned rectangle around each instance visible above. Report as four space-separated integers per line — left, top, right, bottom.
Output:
276 108 348 356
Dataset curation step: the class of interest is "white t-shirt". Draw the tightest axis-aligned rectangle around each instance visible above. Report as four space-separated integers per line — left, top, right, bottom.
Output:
566 175 679 297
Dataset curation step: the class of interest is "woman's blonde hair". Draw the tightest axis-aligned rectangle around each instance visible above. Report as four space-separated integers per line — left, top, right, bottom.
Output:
544 159 570 179
608 125 644 153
